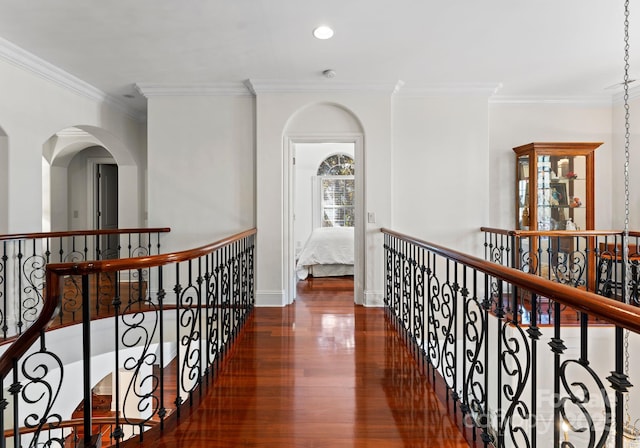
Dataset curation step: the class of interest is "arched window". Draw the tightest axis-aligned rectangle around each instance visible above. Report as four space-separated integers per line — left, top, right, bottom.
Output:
317 154 354 176
316 154 355 227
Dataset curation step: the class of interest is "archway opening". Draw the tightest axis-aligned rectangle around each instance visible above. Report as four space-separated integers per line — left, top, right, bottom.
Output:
42 126 136 233
283 103 365 304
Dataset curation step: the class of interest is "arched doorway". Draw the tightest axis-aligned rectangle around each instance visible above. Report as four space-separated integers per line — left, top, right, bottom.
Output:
42 126 139 233
284 103 365 304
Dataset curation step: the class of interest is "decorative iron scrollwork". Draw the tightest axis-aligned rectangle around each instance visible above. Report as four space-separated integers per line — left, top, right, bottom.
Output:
121 300 160 426
20 344 64 448
178 283 201 394
463 292 487 428
499 322 532 447
22 253 47 325
558 359 611 448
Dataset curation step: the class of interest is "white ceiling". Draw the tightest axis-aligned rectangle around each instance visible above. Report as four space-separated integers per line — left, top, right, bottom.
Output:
0 0 636 116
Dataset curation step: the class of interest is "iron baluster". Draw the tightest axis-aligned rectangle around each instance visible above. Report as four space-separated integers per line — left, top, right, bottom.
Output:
528 293 541 448
461 266 469 425
82 274 93 445
495 277 503 447
197 256 204 397
112 270 123 445
173 263 183 415
481 271 492 446
17 240 23 334
1 241 6 339
11 359 21 448
550 300 566 447
157 266 167 430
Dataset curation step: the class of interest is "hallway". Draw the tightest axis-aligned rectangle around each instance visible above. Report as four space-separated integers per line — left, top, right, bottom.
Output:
150 277 472 447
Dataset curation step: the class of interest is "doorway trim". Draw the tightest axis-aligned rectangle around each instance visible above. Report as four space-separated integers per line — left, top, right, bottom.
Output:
284 134 364 305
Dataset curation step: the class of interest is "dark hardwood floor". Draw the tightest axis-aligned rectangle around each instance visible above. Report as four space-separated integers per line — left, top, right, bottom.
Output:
147 276 471 447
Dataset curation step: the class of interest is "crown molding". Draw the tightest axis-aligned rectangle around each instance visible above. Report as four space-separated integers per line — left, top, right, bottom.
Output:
489 94 613 106
246 79 404 95
395 82 503 97
135 82 253 97
0 37 142 122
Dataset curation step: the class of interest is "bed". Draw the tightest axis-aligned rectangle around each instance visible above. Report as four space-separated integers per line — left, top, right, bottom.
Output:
295 227 354 280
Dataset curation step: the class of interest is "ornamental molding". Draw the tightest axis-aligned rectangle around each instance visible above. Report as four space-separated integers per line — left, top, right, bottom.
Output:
0 37 141 121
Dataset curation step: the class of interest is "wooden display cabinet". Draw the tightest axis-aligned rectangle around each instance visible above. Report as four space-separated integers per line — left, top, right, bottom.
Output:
514 142 602 283
514 142 602 232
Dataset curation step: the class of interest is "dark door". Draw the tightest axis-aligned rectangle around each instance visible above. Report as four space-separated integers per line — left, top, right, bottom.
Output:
96 163 118 259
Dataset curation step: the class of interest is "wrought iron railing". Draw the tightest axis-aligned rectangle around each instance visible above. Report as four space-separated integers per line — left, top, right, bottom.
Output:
383 228 640 447
481 228 640 305
0 228 170 340
0 228 256 448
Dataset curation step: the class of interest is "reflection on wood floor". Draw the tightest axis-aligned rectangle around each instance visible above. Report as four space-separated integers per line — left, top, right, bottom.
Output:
147 276 473 447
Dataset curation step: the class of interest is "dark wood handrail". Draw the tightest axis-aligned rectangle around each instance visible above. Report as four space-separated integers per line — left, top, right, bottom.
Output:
0 227 171 242
383 228 640 333
480 226 629 238
46 228 257 276
0 228 256 383
3 416 163 437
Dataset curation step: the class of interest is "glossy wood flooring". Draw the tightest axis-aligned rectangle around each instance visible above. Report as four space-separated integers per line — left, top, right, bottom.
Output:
148 277 471 447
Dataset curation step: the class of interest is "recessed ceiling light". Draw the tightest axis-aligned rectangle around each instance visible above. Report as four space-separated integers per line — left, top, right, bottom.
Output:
313 26 334 40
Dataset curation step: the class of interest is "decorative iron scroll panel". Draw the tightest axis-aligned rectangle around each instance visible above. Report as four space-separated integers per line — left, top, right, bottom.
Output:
0 230 166 341
0 231 254 447
384 230 633 448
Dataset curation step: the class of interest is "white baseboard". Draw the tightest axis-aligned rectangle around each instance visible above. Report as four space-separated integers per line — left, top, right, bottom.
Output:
255 290 286 307
363 290 384 307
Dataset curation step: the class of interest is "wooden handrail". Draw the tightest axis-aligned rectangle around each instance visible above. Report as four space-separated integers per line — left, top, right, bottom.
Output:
0 228 256 383
45 228 257 276
479 227 518 236
0 227 171 241
383 228 640 333
480 226 627 238
3 415 163 437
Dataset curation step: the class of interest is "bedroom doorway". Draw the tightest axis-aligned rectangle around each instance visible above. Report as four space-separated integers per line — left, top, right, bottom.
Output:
291 141 358 301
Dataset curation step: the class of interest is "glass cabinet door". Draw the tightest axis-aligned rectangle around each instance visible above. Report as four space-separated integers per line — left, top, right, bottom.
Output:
513 142 599 233
517 156 530 230
536 154 586 231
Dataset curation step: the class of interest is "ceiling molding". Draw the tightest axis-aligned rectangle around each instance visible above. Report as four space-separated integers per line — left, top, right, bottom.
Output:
489 95 613 106
135 82 253 97
395 82 503 97
0 37 142 122
246 79 403 95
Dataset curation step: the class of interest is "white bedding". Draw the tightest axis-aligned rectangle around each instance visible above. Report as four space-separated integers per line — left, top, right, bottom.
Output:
296 227 354 280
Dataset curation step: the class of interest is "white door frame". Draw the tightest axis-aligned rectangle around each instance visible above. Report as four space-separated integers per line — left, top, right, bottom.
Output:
284 134 364 305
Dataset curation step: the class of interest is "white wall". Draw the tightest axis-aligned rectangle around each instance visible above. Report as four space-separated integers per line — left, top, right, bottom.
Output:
392 94 490 256
612 95 640 229
0 57 145 233
294 142 355 255
0 130 7 233
256 93 392 307
146 95 256 253
489 101 613 230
